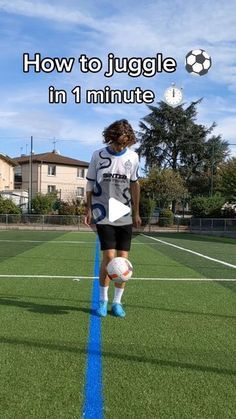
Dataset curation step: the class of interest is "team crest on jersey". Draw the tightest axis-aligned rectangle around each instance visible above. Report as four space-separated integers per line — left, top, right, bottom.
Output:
124 159 132 172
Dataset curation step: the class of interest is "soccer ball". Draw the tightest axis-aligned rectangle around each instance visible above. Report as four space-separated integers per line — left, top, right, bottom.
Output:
107 257 133 283
185 49 212 76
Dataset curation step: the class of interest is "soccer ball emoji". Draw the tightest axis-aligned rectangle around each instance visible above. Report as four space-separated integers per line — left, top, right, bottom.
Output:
185 49 212 76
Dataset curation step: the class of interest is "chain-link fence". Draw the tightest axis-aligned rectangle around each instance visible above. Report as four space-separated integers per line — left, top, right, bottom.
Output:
0 214 190 232
0 214 235 235
190 218 236 236
0 214 81 230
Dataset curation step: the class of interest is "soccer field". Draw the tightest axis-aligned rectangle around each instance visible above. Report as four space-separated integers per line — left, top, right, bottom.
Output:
0 230 235 418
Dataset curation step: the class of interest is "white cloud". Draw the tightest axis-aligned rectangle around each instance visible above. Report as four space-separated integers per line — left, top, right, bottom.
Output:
2 0 235 91
215 116 236 143
0 0 236 157
0 103 102 144
0 0 97 27
91 104 146 118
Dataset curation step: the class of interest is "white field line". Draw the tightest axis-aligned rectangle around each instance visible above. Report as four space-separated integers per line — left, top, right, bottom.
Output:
141 234 236 269
0 240 95 244
0 275 235 281
0 240 146 244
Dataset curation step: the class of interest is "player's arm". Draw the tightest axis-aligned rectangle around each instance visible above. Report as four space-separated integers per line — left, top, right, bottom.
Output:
130 154 141 228
130 181 141 227
85 152 96 226
85 190 93 226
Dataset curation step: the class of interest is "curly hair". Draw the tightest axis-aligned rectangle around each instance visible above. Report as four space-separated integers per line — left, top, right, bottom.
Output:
102 119 136 147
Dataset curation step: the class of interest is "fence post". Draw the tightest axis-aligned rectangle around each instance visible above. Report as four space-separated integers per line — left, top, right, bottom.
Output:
6 214 8 229
78 215 80 231
177 217 180 232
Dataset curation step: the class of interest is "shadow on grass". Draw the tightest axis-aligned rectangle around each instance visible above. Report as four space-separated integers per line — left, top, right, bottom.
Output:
1 296 235 320
125 303 236 320
0 335 235 377
0 297 92 315
0 294 91 304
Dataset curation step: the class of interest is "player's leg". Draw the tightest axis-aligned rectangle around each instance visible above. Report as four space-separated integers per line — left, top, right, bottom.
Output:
96 249 116 316
100 249 116 285
96 225 116 317
111 225 132 318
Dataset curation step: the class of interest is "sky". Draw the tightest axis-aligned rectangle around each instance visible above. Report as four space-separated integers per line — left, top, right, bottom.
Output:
0 0 236 164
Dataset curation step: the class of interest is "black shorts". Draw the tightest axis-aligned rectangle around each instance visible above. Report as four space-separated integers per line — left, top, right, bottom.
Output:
96 224 132 251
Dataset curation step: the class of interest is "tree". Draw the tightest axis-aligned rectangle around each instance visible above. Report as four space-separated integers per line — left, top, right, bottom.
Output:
137 100 230 196
217 158 236 202
58 198 86 215
191 195 225 218
31 193 58 214
0 196 21 214
139 195 155 225
186 136 230 196
140 168 187 211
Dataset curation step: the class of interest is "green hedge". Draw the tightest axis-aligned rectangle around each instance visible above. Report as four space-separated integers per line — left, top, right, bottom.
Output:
0 196 21 214
191 195 225 218
159 209 174 226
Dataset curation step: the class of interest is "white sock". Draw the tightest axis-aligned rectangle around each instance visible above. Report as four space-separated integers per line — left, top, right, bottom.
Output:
99 286 109 302
113 287 124 304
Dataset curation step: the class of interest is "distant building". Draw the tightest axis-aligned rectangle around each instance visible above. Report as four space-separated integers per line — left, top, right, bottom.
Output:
14 150 89 201
0 153 18 190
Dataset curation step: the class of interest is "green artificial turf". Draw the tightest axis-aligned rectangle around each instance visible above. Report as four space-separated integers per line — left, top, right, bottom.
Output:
102 234 236 418
0 231 95 418
102 281 236 418
0 278 93 418
0 230 235 418
0 231 95 276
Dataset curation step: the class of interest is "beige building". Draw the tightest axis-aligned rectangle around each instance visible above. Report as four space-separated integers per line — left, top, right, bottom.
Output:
14 151 89 201
0 153 17 191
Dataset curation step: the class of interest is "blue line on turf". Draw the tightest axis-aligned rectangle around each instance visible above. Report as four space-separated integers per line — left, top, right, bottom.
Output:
82 237 103 419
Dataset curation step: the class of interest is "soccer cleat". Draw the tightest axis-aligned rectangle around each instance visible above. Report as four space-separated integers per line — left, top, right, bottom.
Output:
111 303 126 318
96 301 108 317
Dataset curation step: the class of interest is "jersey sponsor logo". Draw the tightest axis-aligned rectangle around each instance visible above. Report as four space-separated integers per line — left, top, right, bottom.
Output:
103 173 127 180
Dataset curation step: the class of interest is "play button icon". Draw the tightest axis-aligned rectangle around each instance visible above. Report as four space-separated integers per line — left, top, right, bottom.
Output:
108 198 130 222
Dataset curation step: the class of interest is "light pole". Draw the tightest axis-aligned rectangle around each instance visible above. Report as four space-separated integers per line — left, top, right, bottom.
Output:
210 142 215 197
28 136 33 213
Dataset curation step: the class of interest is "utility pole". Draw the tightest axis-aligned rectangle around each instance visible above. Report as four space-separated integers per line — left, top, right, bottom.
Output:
28 136 33 213
210 142 215 197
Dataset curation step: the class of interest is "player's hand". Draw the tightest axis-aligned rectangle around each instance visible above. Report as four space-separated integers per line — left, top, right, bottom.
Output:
133 214 142 228
84 209 92 226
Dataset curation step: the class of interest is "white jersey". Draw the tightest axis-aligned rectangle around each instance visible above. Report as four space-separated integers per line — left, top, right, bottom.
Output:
86 146 139 225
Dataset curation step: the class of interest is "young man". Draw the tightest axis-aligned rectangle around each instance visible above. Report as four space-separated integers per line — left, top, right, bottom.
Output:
85 119 141 318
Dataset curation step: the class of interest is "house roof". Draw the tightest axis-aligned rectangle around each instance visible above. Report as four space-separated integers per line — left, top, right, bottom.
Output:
0 153 18 167
13 151 89 167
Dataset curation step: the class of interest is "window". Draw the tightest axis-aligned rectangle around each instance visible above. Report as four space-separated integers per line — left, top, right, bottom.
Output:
48 185 56 193
77 168 85 178
48 165 56 176
76 187 85 197
14 166 22 175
